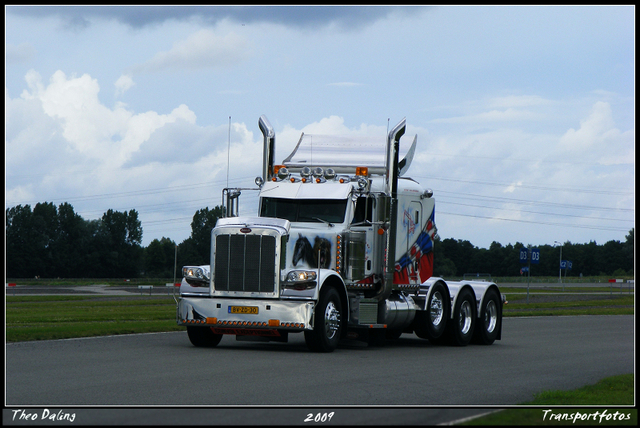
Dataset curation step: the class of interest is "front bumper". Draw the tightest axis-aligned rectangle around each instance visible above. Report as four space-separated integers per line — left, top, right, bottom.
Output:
177 297 315 332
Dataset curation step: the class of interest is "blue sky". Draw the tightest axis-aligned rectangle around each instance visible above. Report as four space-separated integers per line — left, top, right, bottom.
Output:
5 5 635 251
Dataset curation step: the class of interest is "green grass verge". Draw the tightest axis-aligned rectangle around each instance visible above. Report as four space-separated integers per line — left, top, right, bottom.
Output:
503 294 635 317
6 296 183 342
461 374 636 425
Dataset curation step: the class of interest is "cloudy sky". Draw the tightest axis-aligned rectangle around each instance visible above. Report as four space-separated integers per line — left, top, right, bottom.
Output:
5 5 635 251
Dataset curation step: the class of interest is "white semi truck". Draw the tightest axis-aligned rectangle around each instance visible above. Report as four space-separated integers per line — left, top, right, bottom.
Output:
177 116 505 352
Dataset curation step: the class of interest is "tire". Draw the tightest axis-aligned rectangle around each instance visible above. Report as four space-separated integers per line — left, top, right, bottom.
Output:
413 282 449 343
187 326 223 347
446 288 476 346
472 289 501 345
305 287 343 352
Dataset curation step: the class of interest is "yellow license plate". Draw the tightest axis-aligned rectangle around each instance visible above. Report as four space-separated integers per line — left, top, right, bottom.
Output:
228 306 259 314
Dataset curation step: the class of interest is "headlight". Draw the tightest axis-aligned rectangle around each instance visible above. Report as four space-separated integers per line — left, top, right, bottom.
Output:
286 270 317 282
183 266 210 287
283 270 318 291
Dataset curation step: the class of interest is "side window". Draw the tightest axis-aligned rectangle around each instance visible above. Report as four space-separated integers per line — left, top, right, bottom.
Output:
352 197 373 224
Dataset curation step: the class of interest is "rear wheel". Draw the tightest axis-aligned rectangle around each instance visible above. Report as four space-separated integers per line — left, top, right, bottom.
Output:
473 289 501 345
187 326 223 347
446 288 476 346
305 287 343 352
413 282 449 343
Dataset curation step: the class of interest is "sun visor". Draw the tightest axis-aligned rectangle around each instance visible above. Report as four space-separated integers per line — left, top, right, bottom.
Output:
260 181 352 200
283 133 411 169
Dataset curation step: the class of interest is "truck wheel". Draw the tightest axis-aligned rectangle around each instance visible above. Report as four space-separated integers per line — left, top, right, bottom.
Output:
305 287 343 352
187 326 223 347
472 289 501 345
413 282 449 342
447 288 476 346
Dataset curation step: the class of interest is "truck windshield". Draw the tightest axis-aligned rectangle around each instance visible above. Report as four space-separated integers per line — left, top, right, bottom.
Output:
260 198 348 224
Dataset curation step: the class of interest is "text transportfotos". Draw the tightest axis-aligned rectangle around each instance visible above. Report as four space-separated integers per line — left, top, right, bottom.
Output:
542 409 631 423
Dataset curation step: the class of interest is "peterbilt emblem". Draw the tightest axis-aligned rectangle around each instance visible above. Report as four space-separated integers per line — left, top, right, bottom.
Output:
240 227 252 233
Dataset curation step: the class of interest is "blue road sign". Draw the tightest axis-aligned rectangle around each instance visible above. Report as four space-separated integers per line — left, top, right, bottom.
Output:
560 260 572 269
531 248 540 264
519 248 528 263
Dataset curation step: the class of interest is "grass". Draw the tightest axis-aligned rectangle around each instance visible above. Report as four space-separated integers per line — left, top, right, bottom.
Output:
461 374 636 425
502 294 635 317
5 295 183 342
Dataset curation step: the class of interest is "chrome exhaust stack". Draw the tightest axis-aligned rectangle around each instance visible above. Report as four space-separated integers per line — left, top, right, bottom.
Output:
258 115 275 183
380 118 406 301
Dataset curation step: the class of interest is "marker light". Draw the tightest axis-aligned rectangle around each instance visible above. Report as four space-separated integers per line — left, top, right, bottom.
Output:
355 167 369 176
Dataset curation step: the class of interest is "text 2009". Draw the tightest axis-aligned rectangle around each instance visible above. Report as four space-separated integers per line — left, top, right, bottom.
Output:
304 412 335 423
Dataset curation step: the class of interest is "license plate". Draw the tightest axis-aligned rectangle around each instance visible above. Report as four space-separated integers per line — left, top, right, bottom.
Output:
228 306 259 314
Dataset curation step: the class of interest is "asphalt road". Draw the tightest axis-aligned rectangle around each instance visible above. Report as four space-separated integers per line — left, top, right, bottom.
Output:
4 314 634 425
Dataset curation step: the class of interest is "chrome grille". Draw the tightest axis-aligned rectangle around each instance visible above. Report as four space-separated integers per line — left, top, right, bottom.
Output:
214 234 276 293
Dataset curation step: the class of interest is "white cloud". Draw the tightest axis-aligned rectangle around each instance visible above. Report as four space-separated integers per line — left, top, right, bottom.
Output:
132 29 250 73
504 181 523 193
13 70 203 168
429 108 541 124
115 74 135 97
558 101 634 165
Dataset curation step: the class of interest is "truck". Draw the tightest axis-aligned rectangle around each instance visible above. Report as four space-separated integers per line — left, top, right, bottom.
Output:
176 115 505 352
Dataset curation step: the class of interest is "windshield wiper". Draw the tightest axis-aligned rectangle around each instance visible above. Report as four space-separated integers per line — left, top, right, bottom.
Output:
312 217 334 227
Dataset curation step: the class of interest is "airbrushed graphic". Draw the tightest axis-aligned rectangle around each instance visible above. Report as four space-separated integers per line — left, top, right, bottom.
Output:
291 234 333 269
395 208 436 284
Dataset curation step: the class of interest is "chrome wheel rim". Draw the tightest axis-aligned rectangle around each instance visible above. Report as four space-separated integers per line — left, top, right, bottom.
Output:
430 291 444 327
484 300 497 333
459 300 473 335
324 301 340 340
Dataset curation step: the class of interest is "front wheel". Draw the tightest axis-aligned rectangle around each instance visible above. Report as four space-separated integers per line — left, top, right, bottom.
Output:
446 288 476 346
305 287 343 352
187 326 223 347
472 289 501 345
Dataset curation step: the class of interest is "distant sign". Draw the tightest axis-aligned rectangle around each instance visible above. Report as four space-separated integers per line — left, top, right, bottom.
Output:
519 247 540 264
519 248 529 263
531 248 540 265
560 260 572 270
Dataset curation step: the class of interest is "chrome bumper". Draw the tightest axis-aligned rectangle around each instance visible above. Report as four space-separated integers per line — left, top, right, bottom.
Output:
177 297 315 331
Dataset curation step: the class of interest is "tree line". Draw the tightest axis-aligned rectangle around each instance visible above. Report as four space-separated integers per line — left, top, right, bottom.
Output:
433 231 634 279
5 202 634 279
